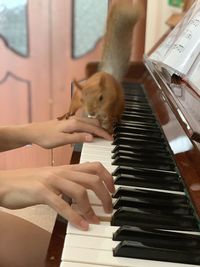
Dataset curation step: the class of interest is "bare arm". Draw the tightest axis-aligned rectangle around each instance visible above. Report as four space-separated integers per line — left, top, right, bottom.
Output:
0 116 113 152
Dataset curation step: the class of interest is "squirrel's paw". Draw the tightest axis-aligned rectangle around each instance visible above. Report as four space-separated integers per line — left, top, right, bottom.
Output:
101 117 119 134
57 112 71 120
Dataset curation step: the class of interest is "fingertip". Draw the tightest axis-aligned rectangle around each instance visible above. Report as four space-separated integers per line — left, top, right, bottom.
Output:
79 219 89 230
102 132 113 141
104 204 113 214
107 136 114 141
86 214 100 224
85 134 94 142
110 185 116 194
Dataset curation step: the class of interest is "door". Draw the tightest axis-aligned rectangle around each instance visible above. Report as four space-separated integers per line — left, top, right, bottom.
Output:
0 0 146 169
0 0 52 169
0 0 110 169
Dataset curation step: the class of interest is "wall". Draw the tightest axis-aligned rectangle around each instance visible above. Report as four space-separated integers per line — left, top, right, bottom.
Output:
145 0 182 53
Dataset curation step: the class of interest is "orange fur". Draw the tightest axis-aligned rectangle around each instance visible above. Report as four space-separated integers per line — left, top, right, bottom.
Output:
58 1 142 133
70 72 125 133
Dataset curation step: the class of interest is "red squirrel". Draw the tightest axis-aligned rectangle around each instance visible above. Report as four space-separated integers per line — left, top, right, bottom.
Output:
58 1 143 133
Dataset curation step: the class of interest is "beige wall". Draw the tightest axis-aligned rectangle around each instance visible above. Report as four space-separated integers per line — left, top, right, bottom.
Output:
145 0 182 53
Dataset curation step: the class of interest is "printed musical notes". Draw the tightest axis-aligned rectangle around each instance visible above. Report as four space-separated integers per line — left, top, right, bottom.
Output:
148 0 200 95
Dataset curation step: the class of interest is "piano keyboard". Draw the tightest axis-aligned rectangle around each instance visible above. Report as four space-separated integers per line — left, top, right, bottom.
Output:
60 83 200 267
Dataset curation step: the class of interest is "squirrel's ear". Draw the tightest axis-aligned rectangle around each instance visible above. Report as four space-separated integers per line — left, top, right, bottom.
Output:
73 79 83 91
99 75 106 88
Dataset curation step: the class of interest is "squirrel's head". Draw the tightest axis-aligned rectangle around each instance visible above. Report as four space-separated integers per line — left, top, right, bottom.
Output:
73 74 107 119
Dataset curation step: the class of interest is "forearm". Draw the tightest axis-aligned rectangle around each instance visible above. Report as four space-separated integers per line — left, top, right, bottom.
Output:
0 117 112 152
0 124 32 152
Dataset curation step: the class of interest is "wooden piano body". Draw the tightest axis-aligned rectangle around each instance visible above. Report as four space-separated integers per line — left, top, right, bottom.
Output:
45 59 200 267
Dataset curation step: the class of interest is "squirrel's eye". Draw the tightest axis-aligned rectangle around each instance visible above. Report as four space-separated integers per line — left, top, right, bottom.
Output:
99 95 103 101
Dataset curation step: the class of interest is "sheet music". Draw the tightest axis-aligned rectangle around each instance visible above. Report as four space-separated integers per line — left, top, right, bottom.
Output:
149 0 200 94
186 52 200 96
149 8 192 65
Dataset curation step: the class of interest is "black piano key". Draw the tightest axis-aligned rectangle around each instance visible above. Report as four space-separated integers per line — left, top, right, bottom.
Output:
113 127 165 142
119 120 160 129
122 82 144 92
111 207 199 231
113 240 200 265
113 125 162 137
113 187 188 205
112 150 173 168
113 166 181 181
124 86 145 92
114 174 183 191
112 149 172 160
113 166 184 191
124 90 147 95
115 119 157 126
114 171 180 184
113 225 200 249
113 196 193 215
124 106 152 114
112 155 175 171
124 99 148 105
113 131 165 142
124 102 150 109
124 94 147 99
113 199 193 217
112 144 171 157
112 137 167 150
124 97 148 103
124 91 145 97
124 87 146 94
124 98 147 103
121 114 156 123
122 111 155 119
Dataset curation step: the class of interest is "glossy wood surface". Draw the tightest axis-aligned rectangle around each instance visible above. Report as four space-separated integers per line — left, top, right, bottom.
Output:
45 61 200 266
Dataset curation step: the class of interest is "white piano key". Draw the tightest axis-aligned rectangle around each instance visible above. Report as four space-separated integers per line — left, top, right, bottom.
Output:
67 223 118 238
87 190 102 205
86 190 113 205
80 151 113 161
72 190 114 206
61 246 200 267
80 157 115 173
60 263 113 267
81 141 114 153
64 234 119 250
71 204 113 221
80 139 114 159
79 138 115 172
84 138 114 148
67 222 200 239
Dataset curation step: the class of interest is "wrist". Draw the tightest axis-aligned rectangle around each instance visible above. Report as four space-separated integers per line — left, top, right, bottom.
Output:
19 122 40 146
13 124 33 146
0 124 31 152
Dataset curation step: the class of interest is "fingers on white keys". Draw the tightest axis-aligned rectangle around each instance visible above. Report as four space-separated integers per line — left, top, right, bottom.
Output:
44 178 99 229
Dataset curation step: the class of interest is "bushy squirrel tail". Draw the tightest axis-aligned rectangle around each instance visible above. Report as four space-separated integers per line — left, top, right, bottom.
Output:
99 1 143 82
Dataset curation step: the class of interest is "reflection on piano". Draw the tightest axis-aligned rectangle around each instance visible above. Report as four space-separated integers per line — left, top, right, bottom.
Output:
46 60 200 267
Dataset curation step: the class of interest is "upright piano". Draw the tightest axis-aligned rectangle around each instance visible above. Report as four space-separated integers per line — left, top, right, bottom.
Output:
45 55 200 266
